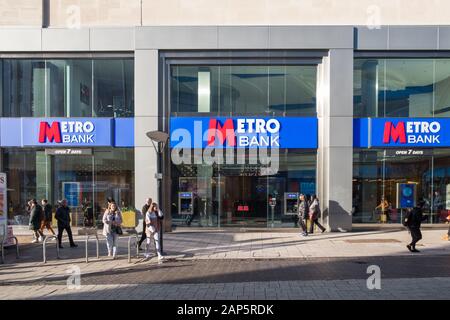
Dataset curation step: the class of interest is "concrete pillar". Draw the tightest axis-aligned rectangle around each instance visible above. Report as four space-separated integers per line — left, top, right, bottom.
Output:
134 49 172 231
317 49 354 232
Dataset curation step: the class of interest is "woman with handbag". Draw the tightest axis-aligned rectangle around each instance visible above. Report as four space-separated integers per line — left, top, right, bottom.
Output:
102 202 123 259
144 203 164 261
308 195 326 234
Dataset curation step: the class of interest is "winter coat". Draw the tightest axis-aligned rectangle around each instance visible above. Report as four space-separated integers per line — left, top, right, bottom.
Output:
29 205 43 230
309 199 321 220
55 206 71 227
298 200 309 219
102 210 123 236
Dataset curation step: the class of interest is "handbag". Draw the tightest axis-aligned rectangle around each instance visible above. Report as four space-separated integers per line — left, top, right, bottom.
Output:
112 224 123 235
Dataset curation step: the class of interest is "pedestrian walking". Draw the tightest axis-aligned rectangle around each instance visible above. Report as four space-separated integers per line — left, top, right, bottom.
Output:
403 200 428 253
298 194 309 237
29 199 45 243
102 202 123 259
308 195 326 234
40 199 55 236
138 198 152 250
55 199 78 248
144 202 164 261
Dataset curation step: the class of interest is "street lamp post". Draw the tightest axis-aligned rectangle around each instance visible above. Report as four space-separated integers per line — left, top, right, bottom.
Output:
146 130 169 255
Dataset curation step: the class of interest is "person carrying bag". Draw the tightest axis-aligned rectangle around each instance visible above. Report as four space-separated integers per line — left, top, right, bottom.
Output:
102 202 123 259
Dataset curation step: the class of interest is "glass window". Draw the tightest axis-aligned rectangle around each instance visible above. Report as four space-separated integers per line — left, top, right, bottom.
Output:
354 58 450 118
1 59 46 117
170 65 317 116
170 149 317 228
93 59 134 117
3 148 134 226
1 58 134 118
352 149 450 224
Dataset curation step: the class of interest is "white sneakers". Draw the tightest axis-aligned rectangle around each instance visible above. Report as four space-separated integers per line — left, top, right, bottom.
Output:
31 239 38 244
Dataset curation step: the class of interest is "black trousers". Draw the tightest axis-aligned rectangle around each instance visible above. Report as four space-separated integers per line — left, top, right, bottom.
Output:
310 218 326 233
138 219 147 248
57 224 75 246
409 226 422 248
299 217 308 233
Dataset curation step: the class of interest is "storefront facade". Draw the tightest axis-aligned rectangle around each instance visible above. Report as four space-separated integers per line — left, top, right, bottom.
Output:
1 26 449 231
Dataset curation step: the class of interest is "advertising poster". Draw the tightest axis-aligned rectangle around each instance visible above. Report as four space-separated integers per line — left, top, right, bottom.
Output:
63 182 81 207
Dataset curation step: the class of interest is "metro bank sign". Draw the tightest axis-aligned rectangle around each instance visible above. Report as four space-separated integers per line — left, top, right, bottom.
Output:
39 120 95 144
23 118 113 146
370 118 450 147
170 117 318 149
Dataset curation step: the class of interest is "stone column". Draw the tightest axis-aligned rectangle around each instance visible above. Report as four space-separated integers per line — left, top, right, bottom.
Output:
317 49 354 232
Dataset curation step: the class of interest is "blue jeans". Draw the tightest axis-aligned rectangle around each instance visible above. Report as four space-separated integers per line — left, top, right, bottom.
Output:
106 232 119 255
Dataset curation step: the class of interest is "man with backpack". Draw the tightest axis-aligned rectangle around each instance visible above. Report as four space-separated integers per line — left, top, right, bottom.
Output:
403 199 428 253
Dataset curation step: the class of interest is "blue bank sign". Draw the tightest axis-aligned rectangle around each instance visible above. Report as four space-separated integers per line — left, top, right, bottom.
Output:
0 118 134 147
354 118 450 148
170 117 318 149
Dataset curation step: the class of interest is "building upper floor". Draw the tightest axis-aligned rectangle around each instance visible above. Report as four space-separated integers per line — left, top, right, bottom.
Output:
2 0 450 27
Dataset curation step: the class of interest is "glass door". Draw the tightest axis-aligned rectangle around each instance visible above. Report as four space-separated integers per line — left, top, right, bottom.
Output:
53 155 94 227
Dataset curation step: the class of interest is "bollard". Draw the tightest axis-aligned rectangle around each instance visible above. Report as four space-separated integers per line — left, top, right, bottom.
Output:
85 234 100 263
127 235 138 263
43 235 59 263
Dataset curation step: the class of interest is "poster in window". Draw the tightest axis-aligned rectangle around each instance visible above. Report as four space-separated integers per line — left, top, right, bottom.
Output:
63 182 81 207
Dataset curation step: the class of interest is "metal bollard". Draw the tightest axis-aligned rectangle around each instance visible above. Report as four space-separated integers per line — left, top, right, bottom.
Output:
43 235 59 263
85 234 100 263
127 235 139 263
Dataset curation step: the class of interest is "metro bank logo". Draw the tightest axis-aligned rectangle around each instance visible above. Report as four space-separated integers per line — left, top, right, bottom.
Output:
38 121 95 144
206 118 281 147
382 120 441 144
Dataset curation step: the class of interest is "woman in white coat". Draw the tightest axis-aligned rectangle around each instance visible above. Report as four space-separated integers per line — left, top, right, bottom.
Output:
102 202 122 259
145 202 164 261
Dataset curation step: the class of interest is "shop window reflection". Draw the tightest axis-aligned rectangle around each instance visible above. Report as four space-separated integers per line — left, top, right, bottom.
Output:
352 149 450 224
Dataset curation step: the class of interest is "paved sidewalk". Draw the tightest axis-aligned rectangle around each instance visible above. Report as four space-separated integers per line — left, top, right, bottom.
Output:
2 277 450 300
1 228 449 300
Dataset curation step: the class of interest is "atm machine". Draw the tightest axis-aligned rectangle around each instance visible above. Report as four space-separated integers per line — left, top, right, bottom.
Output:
178 192 194 215
284 192 299 215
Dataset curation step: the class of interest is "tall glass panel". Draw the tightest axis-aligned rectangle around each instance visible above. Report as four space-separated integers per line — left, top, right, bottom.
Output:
1 60 45 117
45 59 93 117
93 149 135 220
93 59 134 117
434 59 450 117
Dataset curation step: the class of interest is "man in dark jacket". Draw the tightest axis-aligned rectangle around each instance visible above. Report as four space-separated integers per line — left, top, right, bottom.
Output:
138 198 152 250
55 199 77 248
404 200 428 253
40 199 55 236
29 199 44 243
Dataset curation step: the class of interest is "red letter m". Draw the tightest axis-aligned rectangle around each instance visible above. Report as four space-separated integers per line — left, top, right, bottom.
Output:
207 119 236 147
38 122 62 143
383 121 406 144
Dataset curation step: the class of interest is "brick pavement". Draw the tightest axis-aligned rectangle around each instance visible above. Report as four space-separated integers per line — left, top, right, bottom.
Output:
1 228 449 300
